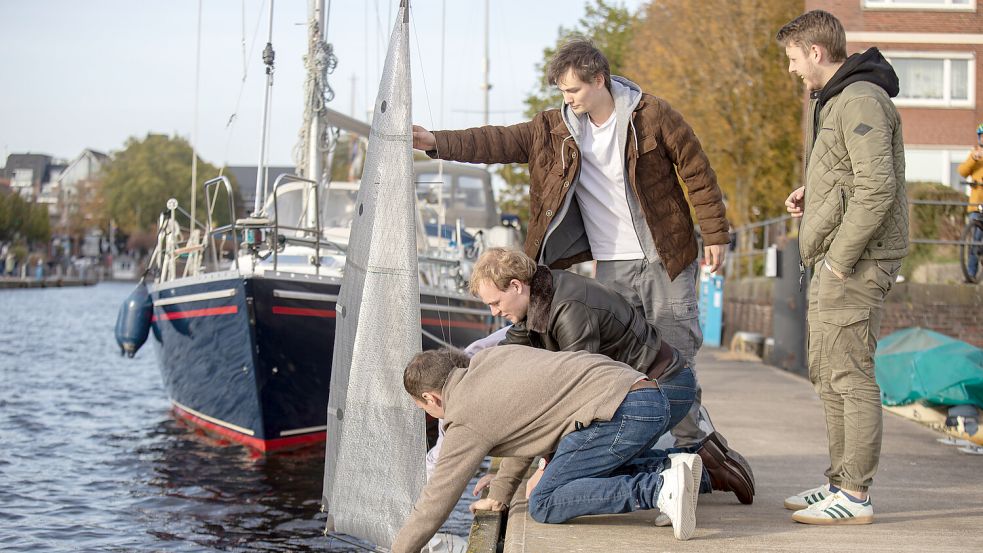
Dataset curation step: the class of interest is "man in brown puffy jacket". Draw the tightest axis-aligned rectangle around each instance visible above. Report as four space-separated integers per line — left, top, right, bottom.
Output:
412 37 730 453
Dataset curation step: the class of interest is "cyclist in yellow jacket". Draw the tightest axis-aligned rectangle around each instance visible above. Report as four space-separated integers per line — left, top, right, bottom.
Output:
957 124 983 282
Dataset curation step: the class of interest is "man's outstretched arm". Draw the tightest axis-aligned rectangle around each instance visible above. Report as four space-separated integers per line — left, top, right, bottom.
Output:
412 125 437 151
411 121 537 165
392 426 489 553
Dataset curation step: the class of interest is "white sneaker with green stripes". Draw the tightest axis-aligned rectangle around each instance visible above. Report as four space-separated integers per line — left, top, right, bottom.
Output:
791 491 874 525
783 483 833 510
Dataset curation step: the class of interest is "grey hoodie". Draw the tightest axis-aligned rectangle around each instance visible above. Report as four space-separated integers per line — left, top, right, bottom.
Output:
546 75 660 264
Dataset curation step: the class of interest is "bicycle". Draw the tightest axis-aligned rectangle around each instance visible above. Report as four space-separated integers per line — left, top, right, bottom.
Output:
959 203 983 284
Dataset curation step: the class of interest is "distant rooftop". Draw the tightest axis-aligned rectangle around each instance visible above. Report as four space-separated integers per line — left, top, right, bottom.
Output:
3 153 54 185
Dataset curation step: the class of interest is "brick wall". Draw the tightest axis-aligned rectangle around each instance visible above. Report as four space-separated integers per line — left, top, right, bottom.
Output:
811 0 982 31
722 278 773 346
722 279 983 348
881 282 983 346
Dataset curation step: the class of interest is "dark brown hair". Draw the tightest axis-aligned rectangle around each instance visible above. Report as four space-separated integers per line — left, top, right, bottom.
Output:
403 348 470 399
776 10 847 63
546 36 611 91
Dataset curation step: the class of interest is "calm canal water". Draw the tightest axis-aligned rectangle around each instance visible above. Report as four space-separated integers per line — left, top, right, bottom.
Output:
0 282 476 552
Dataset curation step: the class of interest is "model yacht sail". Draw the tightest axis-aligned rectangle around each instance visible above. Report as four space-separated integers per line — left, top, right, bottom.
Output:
321 0 425 548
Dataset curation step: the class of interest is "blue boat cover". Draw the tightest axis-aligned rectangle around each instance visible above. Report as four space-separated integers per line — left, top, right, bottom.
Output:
875 327 983 408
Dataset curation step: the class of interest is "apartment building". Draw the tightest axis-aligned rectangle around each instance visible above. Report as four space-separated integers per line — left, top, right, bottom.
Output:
810 0 982 189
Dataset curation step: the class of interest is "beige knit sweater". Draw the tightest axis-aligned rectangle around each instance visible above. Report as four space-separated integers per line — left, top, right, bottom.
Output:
392 345 639 553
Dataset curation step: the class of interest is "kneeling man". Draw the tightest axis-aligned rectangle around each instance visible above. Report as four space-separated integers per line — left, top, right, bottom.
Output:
391 346 701 553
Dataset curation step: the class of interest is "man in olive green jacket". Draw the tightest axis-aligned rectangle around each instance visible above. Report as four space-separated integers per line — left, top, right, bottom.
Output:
776 10 908 526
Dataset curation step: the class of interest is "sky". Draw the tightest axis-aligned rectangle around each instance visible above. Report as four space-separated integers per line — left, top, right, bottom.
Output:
1 0 644 168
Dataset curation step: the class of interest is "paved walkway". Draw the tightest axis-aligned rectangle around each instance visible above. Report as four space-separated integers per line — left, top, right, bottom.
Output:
502 349 983 552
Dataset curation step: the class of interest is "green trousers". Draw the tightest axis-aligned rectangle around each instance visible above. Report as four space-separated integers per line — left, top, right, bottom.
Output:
807 258 902 493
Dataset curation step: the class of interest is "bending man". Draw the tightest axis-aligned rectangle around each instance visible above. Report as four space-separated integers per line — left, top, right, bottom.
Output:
471 247 754 505
392 346 701 552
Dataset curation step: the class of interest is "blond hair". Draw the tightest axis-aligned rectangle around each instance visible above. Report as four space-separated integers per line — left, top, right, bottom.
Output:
468 247 537 296
775 10 847 63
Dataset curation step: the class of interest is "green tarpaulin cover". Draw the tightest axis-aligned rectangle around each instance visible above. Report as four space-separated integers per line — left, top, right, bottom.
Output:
875 327 983 408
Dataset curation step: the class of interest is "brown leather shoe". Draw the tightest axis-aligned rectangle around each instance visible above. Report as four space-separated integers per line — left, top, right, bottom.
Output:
696 431 755 505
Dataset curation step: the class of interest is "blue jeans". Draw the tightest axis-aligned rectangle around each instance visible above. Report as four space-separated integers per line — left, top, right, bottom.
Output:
597 260 706 447
615 366 712 493
969 213 983 278
527 367 697 523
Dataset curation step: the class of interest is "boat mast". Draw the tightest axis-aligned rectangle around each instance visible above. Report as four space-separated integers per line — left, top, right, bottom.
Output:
191 0 202 232
481 0 491 126
253 0 276 216
306 0 327 185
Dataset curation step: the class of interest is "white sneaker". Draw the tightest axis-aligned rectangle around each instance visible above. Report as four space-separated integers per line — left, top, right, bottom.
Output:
656 453 701 540
669 452 704 498
784 483 833 511
791 491 874 525
655 454 701 527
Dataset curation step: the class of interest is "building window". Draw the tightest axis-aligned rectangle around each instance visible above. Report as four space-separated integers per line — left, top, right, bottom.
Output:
12 169 34 189
884 51 975 108
864 0 974 10
905 148 974 189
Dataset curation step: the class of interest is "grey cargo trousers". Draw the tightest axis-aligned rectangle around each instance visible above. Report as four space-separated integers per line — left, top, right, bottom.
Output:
596 258 706 448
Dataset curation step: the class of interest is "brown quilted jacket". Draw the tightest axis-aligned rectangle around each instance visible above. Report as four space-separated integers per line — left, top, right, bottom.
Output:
429 94 729 281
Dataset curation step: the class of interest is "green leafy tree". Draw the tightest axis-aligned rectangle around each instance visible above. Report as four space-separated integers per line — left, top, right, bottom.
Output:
523 0 637 117
0 192 51 246
99 134 240 238
496 0 638 226
329 135 355 182
496 163 531 225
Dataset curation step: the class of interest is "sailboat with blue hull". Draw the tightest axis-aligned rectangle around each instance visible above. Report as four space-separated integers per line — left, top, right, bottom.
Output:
115 0 513 453
138 268 495 452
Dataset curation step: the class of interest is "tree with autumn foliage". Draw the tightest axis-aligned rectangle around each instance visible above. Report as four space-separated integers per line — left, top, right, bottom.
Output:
626 0 802 226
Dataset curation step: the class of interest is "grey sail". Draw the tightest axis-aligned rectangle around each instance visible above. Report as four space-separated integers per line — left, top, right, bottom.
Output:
321 1 425 549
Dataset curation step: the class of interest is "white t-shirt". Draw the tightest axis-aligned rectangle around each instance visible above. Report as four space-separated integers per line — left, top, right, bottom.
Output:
575 110 644 261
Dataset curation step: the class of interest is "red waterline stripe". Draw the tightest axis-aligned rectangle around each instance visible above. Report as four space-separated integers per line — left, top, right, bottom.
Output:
271 308 489 330
152 305 238 321
272 306 336 318
421 317 490 330
172 404 326 452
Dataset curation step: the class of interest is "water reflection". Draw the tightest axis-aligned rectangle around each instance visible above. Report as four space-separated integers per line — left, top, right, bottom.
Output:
134 418 344 552
135 417 479 552
0 284 477 553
